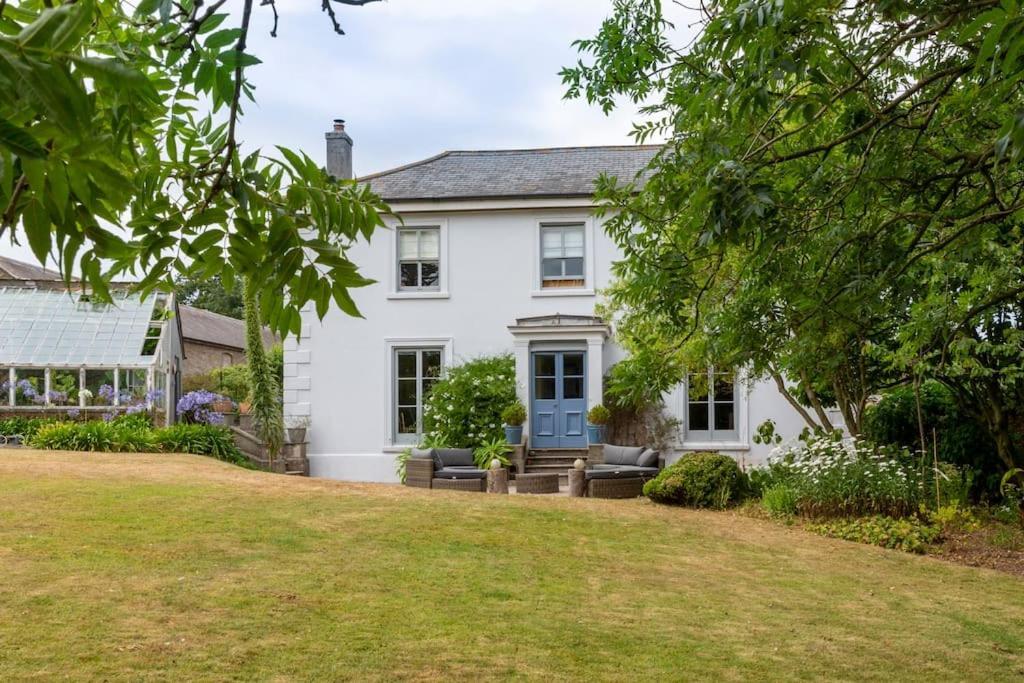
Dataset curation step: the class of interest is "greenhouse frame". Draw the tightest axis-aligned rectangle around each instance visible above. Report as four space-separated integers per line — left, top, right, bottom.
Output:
0 280 184 424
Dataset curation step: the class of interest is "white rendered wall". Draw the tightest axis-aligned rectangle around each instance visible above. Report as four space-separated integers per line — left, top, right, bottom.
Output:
285 203 815 482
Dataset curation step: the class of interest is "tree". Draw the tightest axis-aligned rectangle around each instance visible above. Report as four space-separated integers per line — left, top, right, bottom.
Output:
175 275 244 319
244 275 283 461
563 0 1024 472
0 0 386 337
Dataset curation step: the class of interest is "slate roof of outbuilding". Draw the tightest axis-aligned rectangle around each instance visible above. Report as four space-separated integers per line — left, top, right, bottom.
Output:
0 255 65 281
361 145 660 201
178 304 277 351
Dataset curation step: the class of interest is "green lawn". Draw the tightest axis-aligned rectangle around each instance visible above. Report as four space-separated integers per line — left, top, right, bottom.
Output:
1 450 1022 681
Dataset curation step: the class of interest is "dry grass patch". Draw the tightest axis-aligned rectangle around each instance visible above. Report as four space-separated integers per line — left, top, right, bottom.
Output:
1 449 1023 681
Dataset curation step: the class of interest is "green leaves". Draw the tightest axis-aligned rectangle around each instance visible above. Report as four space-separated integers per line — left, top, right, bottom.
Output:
0 118 46 158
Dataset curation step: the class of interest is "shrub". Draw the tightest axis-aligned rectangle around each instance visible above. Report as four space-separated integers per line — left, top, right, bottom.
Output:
423 354 516 448
154 424 246 463
183 364 251 403
808 516 942 554
587 404 611 425
754 435 923 518
176 390 231 425
761 484 798 517
27 419 244 464
473 438 511 469
0 417 50 439
643 452 748 508
862 382 1000 496
501 401 526 427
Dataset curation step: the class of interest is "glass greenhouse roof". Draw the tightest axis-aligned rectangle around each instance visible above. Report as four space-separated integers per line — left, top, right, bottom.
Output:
0 287 162 367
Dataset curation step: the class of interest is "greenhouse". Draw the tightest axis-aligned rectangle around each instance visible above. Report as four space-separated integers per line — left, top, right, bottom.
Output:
0 280 184 424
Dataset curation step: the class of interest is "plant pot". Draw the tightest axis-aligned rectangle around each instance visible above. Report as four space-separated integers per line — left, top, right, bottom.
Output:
287 427 307 444
586 424 605 445
504 425 523 445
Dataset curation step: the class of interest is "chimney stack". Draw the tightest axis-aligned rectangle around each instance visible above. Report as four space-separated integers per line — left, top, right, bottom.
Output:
325 118 353 179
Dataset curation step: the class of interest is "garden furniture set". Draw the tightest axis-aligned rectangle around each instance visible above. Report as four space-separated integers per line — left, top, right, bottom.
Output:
405 443 662 498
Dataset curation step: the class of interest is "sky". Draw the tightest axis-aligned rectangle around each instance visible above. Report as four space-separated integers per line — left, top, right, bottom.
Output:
2 0 693 268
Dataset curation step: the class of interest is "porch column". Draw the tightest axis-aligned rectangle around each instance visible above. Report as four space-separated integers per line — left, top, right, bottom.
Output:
44 368 52 406
586 339 604 410
512 339 530 409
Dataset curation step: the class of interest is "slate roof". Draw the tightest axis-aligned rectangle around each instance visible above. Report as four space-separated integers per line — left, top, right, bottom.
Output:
361 145 660 201
0 255 65 281
178 305 277 351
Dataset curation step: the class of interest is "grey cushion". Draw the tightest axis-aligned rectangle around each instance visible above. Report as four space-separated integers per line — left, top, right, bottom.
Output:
637 448 660 468
434 448 475 468
585 465 659 480
585 469 642 480
435 467 488 479
602 444 645 466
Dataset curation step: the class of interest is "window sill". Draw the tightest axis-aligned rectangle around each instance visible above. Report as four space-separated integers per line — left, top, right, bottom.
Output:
679 441 749 451
530 288 595 298
387 291 450 300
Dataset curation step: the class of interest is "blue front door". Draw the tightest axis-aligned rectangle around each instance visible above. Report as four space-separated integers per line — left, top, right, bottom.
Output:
531 351 586 448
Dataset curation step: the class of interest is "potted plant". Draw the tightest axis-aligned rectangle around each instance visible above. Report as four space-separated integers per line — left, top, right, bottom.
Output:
474 438 512 469
286 416 310 444
586 404 610 444
501 401 526 445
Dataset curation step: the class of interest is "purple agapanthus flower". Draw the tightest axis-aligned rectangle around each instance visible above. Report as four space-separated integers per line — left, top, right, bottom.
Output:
125 403 147 415
97 384 116 403
176 390 231 425
66 408 81 419
101 412 115 422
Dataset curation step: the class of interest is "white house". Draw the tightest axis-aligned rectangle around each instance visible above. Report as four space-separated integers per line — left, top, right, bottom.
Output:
283 121 813 482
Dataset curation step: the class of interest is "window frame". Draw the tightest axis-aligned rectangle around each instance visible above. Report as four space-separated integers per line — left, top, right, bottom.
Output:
539 223 586 285
532 217 595 297
386 339 452 447
396 226 441 292
684 368 740 443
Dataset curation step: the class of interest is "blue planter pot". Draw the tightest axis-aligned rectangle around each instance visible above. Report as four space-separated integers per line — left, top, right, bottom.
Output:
504 425 523 445
587 424 605 445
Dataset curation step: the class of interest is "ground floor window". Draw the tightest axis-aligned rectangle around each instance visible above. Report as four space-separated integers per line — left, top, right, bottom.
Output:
685 369 738 441
394 347 443 444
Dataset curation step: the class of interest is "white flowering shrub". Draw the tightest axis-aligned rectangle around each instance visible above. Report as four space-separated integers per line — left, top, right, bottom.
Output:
422 354 517 448
754 435 923 518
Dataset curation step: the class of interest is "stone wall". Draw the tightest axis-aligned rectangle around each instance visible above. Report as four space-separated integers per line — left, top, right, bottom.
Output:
183 341 241 377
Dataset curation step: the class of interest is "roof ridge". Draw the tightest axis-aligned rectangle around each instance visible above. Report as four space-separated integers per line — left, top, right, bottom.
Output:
179 303 243 323
357 144 661 182
358 150 453 182
447 144 662 154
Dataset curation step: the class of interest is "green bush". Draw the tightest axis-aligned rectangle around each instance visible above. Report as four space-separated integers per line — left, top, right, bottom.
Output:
27 419 245 464
423 354 516 448
862 382 1001 496
183 363 251 403
500 401 526 427
808 516 942 554
753 435 923 518
643 452 748 508
587 404 611 425
154 424 246 463
761 484 798 517
0 417 50 439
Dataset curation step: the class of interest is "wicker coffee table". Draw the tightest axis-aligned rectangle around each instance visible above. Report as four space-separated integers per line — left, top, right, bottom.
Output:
515 472 560 494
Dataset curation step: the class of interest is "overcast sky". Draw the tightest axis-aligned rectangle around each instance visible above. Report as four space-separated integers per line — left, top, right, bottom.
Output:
3 0 692 268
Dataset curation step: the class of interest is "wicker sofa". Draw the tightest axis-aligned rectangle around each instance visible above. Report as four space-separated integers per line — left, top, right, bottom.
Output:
405 447 488 492
586 444 661 499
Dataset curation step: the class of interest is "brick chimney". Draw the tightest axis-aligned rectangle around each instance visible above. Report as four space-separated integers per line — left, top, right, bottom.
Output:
325 118 353 180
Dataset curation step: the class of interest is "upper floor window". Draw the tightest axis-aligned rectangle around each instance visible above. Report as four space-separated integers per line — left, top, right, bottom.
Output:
398 227 440 291
686 369 738 441
540 224 585 289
